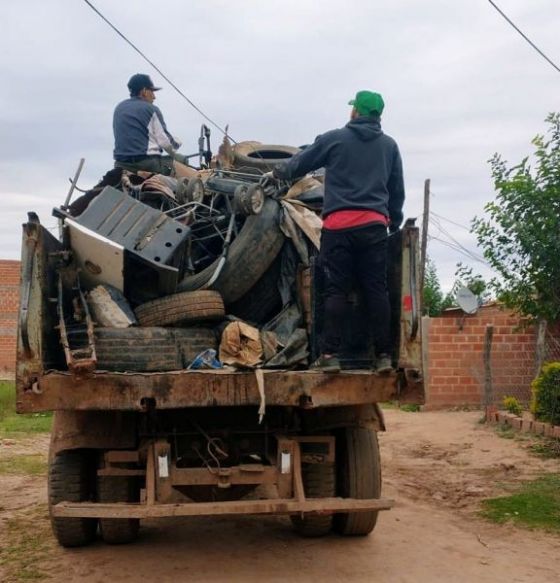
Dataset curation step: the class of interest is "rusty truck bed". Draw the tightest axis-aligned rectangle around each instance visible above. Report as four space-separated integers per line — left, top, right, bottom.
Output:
17 368 412 413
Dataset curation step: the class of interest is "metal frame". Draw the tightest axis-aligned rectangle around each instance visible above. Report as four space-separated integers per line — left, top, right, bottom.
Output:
54 435 393 520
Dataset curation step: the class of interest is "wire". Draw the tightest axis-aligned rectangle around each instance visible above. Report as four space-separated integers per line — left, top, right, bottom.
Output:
487 0 560 75
429 216 487 264
428 234 490 267
82 0 232 138
430 211 471 232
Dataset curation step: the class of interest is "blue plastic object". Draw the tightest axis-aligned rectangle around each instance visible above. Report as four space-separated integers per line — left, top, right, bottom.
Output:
188 349 223 370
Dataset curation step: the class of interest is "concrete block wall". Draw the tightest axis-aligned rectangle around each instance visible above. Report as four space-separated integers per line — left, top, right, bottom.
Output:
425 305 537 409
0 260 20 378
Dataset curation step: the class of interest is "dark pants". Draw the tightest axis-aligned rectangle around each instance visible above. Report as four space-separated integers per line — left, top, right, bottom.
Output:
320 223 391 357
114 156 174 176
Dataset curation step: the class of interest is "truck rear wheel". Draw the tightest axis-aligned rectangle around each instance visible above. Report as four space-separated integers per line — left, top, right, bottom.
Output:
291 462 335 537
48 449 97 547
333 427 381 536
98 476 140 545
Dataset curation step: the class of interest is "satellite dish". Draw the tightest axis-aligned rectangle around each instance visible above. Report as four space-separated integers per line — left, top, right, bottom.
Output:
456 286 479 315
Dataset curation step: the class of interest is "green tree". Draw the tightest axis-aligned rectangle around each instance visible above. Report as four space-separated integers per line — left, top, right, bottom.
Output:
422 257 445 316
472 113 560 321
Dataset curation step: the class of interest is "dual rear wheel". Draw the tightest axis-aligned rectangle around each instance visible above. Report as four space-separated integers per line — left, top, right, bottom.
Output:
291 427 382 537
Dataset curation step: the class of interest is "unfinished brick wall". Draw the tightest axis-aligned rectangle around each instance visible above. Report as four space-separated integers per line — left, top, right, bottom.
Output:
0 260 20 378
426 305 537 409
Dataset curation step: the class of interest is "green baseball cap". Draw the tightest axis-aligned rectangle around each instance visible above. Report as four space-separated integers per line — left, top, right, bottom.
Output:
348 90 385 116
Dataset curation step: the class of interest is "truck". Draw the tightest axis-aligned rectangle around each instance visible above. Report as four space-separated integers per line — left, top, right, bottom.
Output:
16 146 424 547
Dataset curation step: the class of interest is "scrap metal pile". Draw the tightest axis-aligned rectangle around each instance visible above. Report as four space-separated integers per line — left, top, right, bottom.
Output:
53 140 325 375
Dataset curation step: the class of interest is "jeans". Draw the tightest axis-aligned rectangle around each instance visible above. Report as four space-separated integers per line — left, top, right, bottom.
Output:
114 156 174 176
320 223 390 357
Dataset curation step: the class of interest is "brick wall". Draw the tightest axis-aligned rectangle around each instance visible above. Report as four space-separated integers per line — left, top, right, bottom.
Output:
426 305 537 409
0 260 20 378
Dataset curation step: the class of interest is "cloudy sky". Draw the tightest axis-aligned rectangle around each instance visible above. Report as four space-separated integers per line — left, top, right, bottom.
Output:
1 0 559 291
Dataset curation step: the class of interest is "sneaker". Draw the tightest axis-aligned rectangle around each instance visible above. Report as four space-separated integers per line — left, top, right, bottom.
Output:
374 354 393 374
311 354 341 373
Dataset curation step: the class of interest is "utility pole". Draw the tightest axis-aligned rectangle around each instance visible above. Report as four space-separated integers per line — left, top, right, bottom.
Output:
420 178 431 300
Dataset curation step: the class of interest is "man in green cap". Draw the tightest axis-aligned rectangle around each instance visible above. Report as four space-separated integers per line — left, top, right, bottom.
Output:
273 90 405 373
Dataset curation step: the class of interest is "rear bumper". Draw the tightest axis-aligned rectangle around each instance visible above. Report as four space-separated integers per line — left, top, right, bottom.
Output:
52 497 394 519
17 368 411 413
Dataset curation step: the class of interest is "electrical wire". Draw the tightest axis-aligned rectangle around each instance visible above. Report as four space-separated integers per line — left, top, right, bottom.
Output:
430 210 471 232
82 0 232 138
487 0 560 75
429 216 487 264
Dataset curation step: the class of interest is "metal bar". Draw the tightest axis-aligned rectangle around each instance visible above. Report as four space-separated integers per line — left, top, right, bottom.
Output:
105 451 140 463
98 468 145 477
146 444 156 506
292 443 305 502
52 497 394 519
170 466 278 487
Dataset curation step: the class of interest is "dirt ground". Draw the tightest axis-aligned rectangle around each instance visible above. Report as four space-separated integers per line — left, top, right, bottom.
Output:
1 410 560 583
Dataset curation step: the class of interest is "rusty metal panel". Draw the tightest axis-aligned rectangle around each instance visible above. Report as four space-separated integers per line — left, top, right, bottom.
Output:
16 220 64 405
18 369 398 413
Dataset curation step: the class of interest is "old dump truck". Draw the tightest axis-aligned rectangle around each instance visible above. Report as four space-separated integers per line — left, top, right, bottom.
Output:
16 145 424 547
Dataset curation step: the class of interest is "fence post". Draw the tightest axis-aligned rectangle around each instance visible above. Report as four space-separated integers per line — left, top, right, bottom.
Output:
534 319 547 378
484 324 494 421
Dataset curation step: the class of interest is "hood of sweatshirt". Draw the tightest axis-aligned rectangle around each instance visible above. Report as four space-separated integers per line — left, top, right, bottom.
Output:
346 116 383 142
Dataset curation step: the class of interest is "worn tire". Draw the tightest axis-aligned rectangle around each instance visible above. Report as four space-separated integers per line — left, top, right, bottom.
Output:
98 476 140 544
227 251 283 325
173 327 219 366
333 428 382 536
177 197 285 304
134 290 225 327
233 143 300 172
93 327 217 371
94 327 181 371
48 449 97 548
291 463 335 537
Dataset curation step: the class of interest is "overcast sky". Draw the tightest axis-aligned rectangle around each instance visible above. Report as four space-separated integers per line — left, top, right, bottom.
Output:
1 0 559 291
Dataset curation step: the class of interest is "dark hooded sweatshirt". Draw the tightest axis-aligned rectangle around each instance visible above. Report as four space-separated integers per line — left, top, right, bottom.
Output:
274 116 405 228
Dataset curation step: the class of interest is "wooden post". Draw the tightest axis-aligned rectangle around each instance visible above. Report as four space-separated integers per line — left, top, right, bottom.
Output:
534 319 547 378
420 178 431 302
483 325 494 420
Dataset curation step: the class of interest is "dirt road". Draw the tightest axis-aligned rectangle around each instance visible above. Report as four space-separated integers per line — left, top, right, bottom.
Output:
1 410 559 583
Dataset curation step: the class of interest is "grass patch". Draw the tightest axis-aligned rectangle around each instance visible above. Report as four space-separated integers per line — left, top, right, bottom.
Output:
399 403 421 413
529 438 560 459
0 382 52 435
495 424 516 439
0 455 47 476
0 504 55 582
480 473 560 533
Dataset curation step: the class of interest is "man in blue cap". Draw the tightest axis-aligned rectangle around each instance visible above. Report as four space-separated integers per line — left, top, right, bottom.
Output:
113 73 196 178
273 90 405 373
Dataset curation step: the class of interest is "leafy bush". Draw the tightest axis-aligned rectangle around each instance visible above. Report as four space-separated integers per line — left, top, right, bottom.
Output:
531 362 560 425
503 396 522 417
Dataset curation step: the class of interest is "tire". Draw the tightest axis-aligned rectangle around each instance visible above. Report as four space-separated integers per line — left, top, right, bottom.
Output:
98 475 140 544
233 143 300 172
134 290 225 327
48 449 97 548
94 327 182 372
227 251 283 325
93 327 217 371
173 327 219 366
177 197 285 304
291 463 335 537
333 428 382 536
